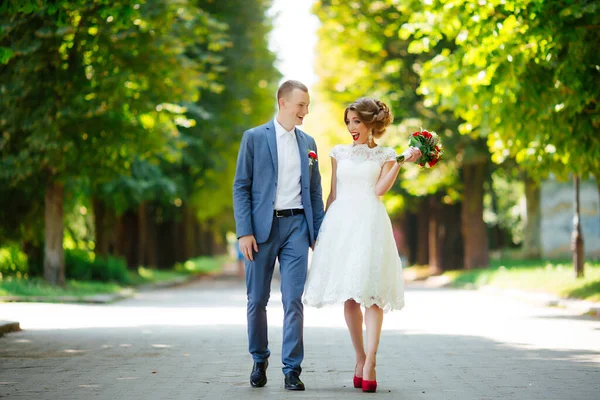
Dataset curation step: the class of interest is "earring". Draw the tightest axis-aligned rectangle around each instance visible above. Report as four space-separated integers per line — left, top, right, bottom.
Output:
368 131 373 146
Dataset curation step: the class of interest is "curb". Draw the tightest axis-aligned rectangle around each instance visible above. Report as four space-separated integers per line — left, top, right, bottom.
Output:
412 276 600 317
0 320 21 336
0 275 201 304
136 276 191 292
0 288 135 304
0 273 212 305
478 286 600 317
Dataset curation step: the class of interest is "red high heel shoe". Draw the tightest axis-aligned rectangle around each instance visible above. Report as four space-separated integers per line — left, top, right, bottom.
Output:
362 379 377 393
353 375 363 388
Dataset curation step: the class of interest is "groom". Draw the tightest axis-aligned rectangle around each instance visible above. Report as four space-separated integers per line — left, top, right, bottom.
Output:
233 80 325 391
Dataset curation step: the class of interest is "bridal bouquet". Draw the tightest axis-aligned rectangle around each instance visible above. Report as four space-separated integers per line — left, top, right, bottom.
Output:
396 128 443 168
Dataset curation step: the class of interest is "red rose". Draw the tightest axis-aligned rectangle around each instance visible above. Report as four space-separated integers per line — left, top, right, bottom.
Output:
428 158 439 167
308 150 318 160
412 132 419 137
423 131 432 139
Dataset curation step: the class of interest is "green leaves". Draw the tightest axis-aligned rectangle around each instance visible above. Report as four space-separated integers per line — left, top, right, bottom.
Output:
401 0 600 180
312 0 464 210
0 0 229 185
0 47 13 64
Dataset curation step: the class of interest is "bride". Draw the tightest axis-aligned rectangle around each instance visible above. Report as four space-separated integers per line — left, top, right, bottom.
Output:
303 97 421 393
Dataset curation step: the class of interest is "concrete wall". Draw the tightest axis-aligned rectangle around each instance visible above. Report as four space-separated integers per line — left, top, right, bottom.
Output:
540 177 600 259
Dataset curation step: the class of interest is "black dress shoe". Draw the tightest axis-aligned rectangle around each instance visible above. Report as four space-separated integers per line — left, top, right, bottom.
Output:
250 360 268 388
284 371 305 391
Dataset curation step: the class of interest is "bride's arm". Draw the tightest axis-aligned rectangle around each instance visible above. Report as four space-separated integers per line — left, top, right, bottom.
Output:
375 160 403 196
376 147 421 196
325 158 337 211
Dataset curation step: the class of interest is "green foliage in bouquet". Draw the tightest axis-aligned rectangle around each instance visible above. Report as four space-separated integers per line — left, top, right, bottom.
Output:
397 130 444 168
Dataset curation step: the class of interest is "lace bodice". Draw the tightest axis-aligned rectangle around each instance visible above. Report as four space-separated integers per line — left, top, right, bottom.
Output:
330 144 397 165
330 144 397 200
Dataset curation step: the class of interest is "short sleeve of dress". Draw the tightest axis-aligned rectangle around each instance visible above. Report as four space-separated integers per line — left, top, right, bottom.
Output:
384 147 397 163
330 145 340 159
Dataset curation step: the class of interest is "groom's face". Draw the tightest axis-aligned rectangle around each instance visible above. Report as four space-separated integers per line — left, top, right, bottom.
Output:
280 88 310 126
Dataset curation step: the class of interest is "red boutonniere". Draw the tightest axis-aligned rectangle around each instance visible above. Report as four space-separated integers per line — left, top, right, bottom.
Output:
308 149 318 166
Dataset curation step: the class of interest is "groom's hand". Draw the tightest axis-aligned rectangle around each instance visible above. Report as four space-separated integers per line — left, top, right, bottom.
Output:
239 235 258 261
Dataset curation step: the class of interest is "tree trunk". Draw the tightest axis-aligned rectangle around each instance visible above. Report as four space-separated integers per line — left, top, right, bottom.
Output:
439 202 464 271
183 203 196 261
416 197 429 265
428 196 442 275
198 221 215 256
522 177 541 259
22 239 43 277
93 197 121 257
572 176 585 278
115 214 126 259
174 217 186 263
194 219 202 258
391 216 410 264
146 214 158 268
461 162 489 269
44 179 65 285
116 210 138 269
428 199 464 272
156 220 174 268
137 202 148 268
93 197 108 256
405 213 418 265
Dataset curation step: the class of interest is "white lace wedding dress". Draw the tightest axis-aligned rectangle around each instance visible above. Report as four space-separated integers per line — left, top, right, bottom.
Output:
303 144 405 312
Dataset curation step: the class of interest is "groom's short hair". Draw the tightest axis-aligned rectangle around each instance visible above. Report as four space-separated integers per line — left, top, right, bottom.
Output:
277 80 308 104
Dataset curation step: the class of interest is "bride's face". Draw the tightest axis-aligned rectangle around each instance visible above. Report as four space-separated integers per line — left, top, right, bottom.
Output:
345 110 370 144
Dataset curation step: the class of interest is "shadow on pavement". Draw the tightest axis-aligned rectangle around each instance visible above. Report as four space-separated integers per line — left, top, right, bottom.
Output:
1 325 599 400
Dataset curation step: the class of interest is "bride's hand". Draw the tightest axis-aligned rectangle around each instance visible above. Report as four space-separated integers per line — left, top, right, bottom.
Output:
403 147 422 163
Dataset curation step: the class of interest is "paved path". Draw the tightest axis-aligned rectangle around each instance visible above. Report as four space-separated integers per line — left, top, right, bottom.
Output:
1 276 599 400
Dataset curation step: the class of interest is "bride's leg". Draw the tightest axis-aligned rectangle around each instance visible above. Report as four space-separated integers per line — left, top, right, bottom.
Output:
344 299 366 377
363 304 384 381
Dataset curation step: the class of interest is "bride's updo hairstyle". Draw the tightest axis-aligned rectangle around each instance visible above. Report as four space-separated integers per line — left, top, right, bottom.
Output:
344 97 394 139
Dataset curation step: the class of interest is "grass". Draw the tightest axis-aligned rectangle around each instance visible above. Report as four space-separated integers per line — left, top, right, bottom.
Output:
440 259 600 302
0 255 228 299
0 277 123 297
174 255 227 275
127 267 189 286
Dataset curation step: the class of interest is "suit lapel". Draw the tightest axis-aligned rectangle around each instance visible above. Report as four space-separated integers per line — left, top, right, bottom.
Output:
266 120 278 175
295 129 309 189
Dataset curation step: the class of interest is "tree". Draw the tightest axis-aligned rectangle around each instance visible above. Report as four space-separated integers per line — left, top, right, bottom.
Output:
178 0 281 255
0 0 227 283
401 0 600 273
91 0 281 267
312 0 490 269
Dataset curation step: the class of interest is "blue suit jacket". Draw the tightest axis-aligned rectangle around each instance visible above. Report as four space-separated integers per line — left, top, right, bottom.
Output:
233 120 325 244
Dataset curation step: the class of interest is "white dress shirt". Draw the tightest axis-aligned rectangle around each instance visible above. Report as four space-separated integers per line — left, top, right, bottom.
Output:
274 118 303 210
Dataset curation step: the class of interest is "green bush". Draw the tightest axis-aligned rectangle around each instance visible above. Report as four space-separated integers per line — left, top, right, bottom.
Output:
65 248 94 281
65 249 130 284
0 245 28 277
93 255 130 284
